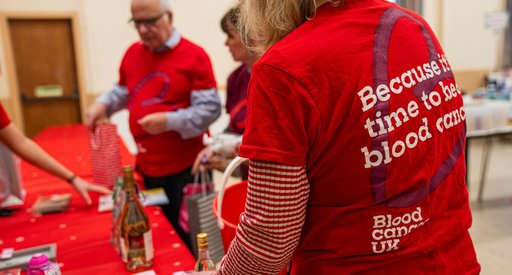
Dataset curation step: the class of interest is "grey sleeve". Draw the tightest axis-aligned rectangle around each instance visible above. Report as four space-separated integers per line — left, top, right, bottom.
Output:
96 84 129 117
166 88 222 139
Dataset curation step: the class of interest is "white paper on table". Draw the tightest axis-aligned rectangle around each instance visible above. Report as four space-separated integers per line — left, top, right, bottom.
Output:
141 187 169 206
133 270 157 275
97 194 113 213
97 187 170 213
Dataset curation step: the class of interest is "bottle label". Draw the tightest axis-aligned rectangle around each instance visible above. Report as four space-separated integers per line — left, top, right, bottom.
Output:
126 230 153 262
120 237 128 262
128 234 144 260
144 230 154 261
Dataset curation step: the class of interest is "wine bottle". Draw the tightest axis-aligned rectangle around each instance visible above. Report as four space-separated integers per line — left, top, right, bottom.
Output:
194 233 216 271
111 176 124 254
118 166 154 271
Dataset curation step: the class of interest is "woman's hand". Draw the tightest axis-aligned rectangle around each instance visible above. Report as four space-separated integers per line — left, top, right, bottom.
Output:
192 147 231 174
71 176 112 205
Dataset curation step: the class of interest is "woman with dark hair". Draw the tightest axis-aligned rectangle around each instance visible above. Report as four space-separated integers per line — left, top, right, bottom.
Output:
192 6 258 177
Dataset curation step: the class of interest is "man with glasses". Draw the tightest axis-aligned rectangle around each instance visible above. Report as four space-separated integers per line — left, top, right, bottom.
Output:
86 0 221 252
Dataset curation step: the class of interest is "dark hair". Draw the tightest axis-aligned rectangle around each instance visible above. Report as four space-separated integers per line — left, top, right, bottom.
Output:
220 6 240 34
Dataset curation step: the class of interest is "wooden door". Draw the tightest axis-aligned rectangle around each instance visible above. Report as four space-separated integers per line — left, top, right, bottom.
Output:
8 18 81 138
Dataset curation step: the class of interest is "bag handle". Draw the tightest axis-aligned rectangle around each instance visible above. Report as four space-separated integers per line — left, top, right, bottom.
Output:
200 168 212 197
191 168 212 197
89 126 102 150
217 156 248 229
89 123 116 150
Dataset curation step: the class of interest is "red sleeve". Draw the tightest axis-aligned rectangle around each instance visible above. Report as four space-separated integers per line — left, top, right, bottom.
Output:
238 63 320 166
0 103 11 130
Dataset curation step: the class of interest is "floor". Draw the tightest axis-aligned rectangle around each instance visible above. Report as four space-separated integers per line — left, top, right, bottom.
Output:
467 137 512 275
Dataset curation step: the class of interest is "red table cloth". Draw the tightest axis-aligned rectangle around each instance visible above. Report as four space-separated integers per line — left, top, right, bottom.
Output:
0 125 195 274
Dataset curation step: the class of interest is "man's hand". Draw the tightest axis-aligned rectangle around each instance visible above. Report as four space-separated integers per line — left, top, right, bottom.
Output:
86 103 108 126
71 176 112 205
138 112 168 135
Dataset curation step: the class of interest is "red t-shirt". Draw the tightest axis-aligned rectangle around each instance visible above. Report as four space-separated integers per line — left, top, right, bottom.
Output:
238 0 479 273
119 38 217 177
0 103 11 130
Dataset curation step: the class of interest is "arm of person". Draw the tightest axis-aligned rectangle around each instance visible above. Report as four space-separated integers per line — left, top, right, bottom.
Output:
191 133 244 175
0 123 111 205
86 84 128 126
216 159 309 274
138 88 222 138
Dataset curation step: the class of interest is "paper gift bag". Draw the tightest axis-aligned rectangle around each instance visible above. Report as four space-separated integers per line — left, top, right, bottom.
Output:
179 171 214 233
88 124 122 189
185 181 224 263
0 143 25 208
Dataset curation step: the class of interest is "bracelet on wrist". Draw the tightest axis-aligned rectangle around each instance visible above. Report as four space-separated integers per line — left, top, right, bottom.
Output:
66 174 76 184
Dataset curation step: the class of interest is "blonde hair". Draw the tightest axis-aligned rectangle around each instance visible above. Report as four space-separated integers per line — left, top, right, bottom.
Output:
238 0 343 54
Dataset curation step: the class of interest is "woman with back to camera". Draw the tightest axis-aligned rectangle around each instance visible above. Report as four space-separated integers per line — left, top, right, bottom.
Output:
192 5 258 178
194 0 480 274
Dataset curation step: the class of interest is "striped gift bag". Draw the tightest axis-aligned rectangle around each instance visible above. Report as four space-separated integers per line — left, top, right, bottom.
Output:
88 124 122 189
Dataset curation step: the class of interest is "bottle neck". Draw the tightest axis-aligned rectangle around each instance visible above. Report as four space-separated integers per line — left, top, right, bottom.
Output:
197 247 210 259
124 186 138 202
124 181 139 202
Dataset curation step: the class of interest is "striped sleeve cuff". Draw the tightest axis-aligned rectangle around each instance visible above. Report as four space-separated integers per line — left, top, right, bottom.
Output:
217 160 309 275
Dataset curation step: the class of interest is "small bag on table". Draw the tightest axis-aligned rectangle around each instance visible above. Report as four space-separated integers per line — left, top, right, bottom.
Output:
182 171 224 263
88 124 122 189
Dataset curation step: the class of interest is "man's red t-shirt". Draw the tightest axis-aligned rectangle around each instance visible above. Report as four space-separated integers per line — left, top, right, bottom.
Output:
238 0 479 273
119 38 217 177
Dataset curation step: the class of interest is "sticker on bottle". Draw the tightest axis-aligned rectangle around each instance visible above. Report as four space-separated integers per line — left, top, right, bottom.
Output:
120 237 127 262
144 230 154 261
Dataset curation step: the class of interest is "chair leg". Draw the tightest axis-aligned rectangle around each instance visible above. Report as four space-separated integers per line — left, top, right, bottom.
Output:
477 137 493 203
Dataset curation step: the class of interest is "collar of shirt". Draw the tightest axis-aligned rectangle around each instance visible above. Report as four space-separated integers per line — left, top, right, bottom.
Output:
151 28 181 52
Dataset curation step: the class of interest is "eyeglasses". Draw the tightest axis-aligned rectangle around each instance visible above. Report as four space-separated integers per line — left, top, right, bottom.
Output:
129 12 165 28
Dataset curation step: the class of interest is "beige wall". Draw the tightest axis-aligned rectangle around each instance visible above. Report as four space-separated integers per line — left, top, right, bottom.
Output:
0 0 237 100
80 0 237 95
422 0 506 92
80 0 138 96
443 0 503 71
0 0 507 109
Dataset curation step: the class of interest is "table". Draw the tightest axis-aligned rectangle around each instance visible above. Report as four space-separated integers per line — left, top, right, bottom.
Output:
0 125 195 274
464 99 512 202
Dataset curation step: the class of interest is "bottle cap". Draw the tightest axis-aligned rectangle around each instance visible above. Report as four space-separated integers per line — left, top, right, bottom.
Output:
28 253 49 268
197 233 208 249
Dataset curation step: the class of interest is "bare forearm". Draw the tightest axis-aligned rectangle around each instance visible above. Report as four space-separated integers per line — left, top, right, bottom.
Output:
0 124 72 181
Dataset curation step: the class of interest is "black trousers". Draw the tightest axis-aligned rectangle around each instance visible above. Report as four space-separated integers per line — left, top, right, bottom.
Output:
139 166 194 253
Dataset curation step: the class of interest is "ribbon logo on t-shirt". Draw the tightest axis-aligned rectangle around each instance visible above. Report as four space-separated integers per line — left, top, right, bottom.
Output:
359 8 465 209
357 8 466 255
129 71 176 108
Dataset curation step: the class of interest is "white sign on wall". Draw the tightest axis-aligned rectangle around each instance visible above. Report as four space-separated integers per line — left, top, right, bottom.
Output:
485 11 510 32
